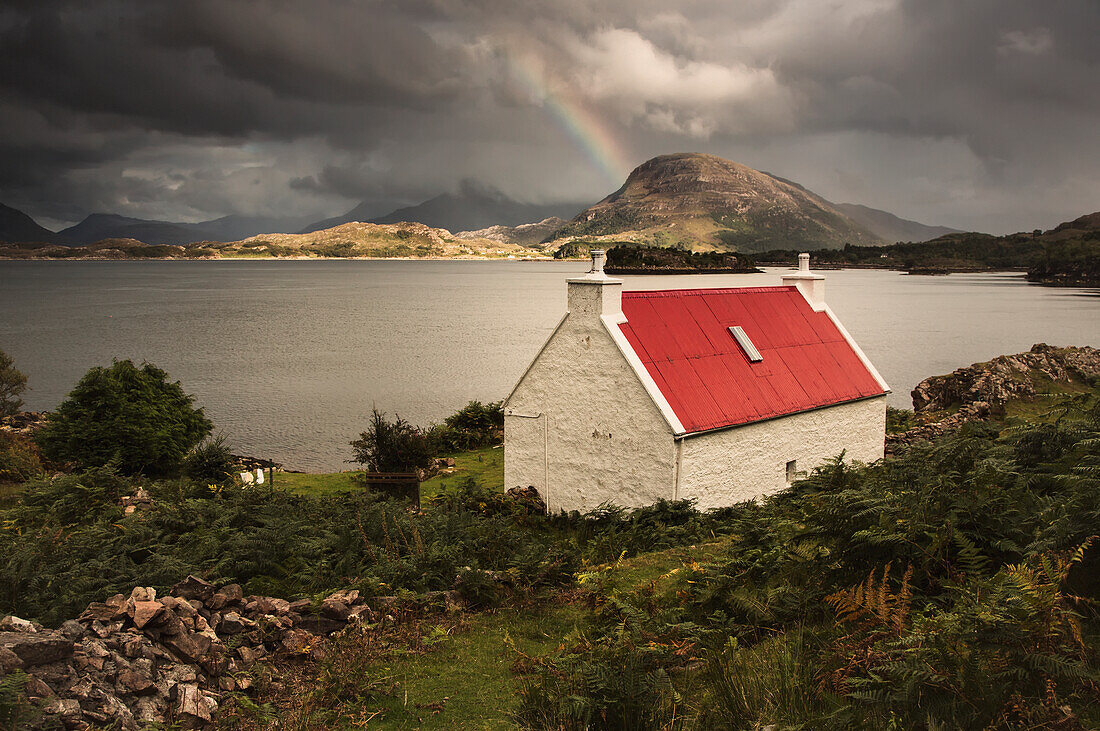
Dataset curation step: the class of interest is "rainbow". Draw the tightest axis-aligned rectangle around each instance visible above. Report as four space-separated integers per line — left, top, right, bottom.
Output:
509 54 634 188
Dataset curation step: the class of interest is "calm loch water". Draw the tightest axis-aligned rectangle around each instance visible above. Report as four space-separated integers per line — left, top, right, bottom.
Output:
1 260 1097 471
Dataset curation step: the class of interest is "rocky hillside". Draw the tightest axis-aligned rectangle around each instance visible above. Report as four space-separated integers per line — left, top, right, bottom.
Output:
548 153 885 252
887 343 1100 451
210 221 523 258
455 217 566 248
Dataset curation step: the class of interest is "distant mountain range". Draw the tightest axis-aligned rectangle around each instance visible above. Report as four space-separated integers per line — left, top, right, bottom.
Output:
300 180 587 235
831 203 960 243
56 213 318 246
0 158 961 250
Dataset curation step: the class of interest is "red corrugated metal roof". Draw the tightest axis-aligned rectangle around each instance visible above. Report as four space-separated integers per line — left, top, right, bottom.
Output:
618 286 886 434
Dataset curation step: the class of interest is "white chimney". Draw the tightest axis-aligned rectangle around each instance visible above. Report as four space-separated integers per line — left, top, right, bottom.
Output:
781 252 826 309
567 249 623 321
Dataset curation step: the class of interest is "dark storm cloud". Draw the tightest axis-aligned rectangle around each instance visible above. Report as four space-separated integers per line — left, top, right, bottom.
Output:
0 0 1097 231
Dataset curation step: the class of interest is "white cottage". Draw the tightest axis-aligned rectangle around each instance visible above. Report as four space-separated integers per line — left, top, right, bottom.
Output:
503 251 890 512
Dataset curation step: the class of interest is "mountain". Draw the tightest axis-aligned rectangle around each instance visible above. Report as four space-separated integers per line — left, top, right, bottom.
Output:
302 181 587 234
298 200 384 234
0 203 64 243
190 214 319 242
548 153 886 252
455 217 567 248
832 203 961 243
58 213 318 245
60 214 200 246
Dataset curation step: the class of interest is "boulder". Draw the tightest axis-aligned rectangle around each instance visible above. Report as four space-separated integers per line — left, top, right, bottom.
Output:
347 605 377 624
117 668 156 695
171 575 215 603
0 630 74 667
0 645 23 673
279 629 317 655
130 600 166 629
219 584 244 604
216 612 256 634
160 596 197 619
59 619 86 640
130 586 157 602
295 615 346 635
81 602 121 623
162 630 212 664
22 673 54 699
246 596 291 615
320 599 350 621
44 697 83 725
236 645 266 665
0 615 38 633
176 683 213 723
324 589 360 606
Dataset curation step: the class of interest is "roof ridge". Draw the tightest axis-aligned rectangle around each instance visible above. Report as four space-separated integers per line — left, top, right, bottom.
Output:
622 285 797 298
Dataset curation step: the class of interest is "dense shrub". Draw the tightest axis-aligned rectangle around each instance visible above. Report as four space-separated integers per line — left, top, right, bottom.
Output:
0 431 43 483
350 408 436 473
429 400 503 451
35 360 212 476
183 434 238 484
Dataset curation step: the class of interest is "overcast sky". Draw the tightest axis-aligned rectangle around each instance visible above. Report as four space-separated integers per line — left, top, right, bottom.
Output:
1 0 1097 233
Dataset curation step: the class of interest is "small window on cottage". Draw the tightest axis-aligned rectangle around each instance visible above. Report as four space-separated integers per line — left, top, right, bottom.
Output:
728 326 762 362
785 460 798 483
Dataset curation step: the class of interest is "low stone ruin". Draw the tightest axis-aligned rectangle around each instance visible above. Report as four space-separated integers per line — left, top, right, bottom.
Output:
1 577 463 729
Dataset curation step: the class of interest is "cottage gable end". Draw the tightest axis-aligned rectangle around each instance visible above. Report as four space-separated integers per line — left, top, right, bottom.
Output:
504 268 677 512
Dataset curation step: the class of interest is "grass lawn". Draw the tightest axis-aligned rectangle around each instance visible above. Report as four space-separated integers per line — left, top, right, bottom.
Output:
275 470 363 496
277 446 504 501
358 603 588 730
420 446 503 498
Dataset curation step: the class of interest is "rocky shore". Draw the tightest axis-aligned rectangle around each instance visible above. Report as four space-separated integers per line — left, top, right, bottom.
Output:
887 343 1100 452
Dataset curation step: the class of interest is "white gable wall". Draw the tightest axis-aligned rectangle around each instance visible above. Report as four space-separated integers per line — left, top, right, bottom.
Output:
676 395 887 511
504 281 676 513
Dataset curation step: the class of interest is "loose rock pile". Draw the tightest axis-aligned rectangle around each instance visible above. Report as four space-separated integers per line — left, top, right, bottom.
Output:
888 344 1100 453
1 577 462 729
0 411 47 435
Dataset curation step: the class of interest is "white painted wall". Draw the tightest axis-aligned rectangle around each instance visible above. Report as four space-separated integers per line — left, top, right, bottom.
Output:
505 280 676 513
676 395 887 511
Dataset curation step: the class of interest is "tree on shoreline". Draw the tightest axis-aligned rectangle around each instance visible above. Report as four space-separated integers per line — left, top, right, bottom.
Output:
0 349 27 417
350 408 435 474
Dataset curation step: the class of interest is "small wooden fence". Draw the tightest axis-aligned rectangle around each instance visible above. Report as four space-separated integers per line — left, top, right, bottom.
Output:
360 472 421 507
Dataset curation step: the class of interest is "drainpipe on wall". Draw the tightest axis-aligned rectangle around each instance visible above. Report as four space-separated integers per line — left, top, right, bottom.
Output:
673 438 683 501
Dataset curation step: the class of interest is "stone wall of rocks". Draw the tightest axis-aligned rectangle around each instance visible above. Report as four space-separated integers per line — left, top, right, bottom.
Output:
887 343 1100 453
1 576 462 729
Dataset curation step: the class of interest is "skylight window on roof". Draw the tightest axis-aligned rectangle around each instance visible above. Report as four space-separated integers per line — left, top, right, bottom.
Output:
728 326 762 362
